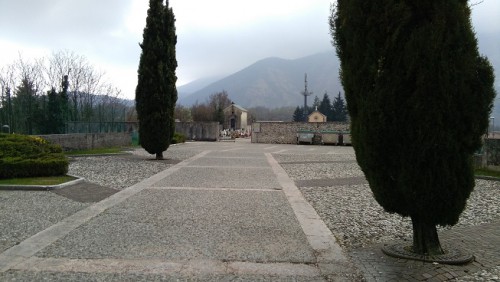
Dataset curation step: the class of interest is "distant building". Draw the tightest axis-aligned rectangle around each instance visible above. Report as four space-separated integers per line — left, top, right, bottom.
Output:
308 108 327 122
223 102 248 130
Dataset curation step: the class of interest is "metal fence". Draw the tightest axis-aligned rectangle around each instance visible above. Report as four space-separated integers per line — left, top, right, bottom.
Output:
65 121 138 134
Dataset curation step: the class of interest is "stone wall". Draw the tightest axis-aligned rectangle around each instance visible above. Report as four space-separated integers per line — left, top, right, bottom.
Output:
37 132 131 151
251 122 350 144
175 122 220 141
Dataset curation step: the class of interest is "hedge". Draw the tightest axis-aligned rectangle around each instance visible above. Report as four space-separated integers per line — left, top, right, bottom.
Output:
0 134 68 179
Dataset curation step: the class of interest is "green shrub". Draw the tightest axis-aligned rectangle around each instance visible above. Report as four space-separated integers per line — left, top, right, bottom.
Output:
0 134 68 179
171 132 186 144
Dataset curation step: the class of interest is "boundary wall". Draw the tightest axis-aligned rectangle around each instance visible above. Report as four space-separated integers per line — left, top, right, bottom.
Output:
251 122 350 144
37 133 131 151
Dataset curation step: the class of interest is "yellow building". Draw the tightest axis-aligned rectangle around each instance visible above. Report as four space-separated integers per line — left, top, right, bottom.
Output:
308 109 327 123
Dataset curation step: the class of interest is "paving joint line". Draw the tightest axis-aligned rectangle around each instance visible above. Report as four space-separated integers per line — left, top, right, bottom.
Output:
148 186 281 192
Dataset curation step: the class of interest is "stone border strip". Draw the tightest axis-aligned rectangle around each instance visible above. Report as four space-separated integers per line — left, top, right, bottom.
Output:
149 186 281 192
0 151 211 273
265 152 356 277
0 175 85 191
12 257 321 277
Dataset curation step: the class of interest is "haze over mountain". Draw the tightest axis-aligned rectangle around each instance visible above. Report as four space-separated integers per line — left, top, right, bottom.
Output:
178 51 342 109
178 36 499 118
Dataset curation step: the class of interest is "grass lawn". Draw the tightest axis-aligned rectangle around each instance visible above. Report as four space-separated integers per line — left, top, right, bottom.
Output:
475 167 500 178
0 175 77 186
65 147 128 155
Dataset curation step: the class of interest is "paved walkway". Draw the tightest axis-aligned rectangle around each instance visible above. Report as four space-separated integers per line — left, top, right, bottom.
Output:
0 141 357 281
0 140 498 281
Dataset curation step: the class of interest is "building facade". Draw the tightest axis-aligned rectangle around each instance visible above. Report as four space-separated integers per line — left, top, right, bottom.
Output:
223 103 248 130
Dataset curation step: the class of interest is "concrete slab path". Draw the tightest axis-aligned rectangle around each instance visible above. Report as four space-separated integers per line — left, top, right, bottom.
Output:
0 140 355 281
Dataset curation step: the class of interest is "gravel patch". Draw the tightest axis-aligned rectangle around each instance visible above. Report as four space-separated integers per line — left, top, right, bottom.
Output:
273 152 356 163
275 150 500 252
297 180 499 251
276 150 499 279
0 191 89 253
68 147 199 190
280 162 365 180
456 266 500 282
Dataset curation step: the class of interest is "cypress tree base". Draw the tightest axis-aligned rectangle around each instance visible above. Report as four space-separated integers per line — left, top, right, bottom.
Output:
411 216 444 256
381 216 474 265
382 242 474 265
155 152 163 160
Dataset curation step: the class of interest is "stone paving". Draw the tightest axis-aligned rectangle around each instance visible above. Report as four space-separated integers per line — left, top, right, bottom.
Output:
350 220 500 281
0 140 498 281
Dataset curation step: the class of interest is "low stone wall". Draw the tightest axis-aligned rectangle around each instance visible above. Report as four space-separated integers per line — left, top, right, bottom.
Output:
37 133 131 151
175 122 220 141
251 122 350 144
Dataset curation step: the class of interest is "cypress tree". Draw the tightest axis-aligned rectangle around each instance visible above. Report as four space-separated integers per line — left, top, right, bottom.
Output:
319 92 333 121
292 106 302 122
331 0 495 256
47 87 64 134
136 0 177 160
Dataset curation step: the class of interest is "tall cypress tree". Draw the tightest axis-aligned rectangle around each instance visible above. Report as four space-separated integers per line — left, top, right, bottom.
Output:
47 87 64 134
136 0 177 160
319 92 333 121
331 0 495 257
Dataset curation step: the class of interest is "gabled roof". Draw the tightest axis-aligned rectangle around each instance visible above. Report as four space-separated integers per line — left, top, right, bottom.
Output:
308 110 326 118
224 103 247 112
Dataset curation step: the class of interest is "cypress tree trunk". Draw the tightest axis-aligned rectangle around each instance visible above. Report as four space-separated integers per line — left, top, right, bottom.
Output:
411 216 444 256
156 152 163 160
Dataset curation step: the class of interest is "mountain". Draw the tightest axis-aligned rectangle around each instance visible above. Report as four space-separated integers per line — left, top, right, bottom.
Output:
178 51 342 108
177 76 222 99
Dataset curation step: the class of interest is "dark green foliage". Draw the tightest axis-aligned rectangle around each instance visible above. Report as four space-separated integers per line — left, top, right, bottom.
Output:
47 88 66 134
319 92 333 121
135 0 178 159
292 106 302 122
0 134 68 179
12 79 36 134
171 132 186 144
331 92 347 122
209 91 232 124
292 105 314 122
332 0 495 254
312 96 321 109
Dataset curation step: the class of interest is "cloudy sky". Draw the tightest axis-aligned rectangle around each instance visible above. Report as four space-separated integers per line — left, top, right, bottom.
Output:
0 0 499 100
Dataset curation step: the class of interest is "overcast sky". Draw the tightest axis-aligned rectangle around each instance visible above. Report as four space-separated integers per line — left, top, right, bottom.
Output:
0 0 499 100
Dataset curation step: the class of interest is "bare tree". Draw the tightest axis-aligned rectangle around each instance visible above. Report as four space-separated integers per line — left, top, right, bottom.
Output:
1 50 128 134
0 64 16 129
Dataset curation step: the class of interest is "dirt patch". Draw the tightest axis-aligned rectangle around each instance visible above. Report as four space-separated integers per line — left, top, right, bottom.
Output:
52 182 119 203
